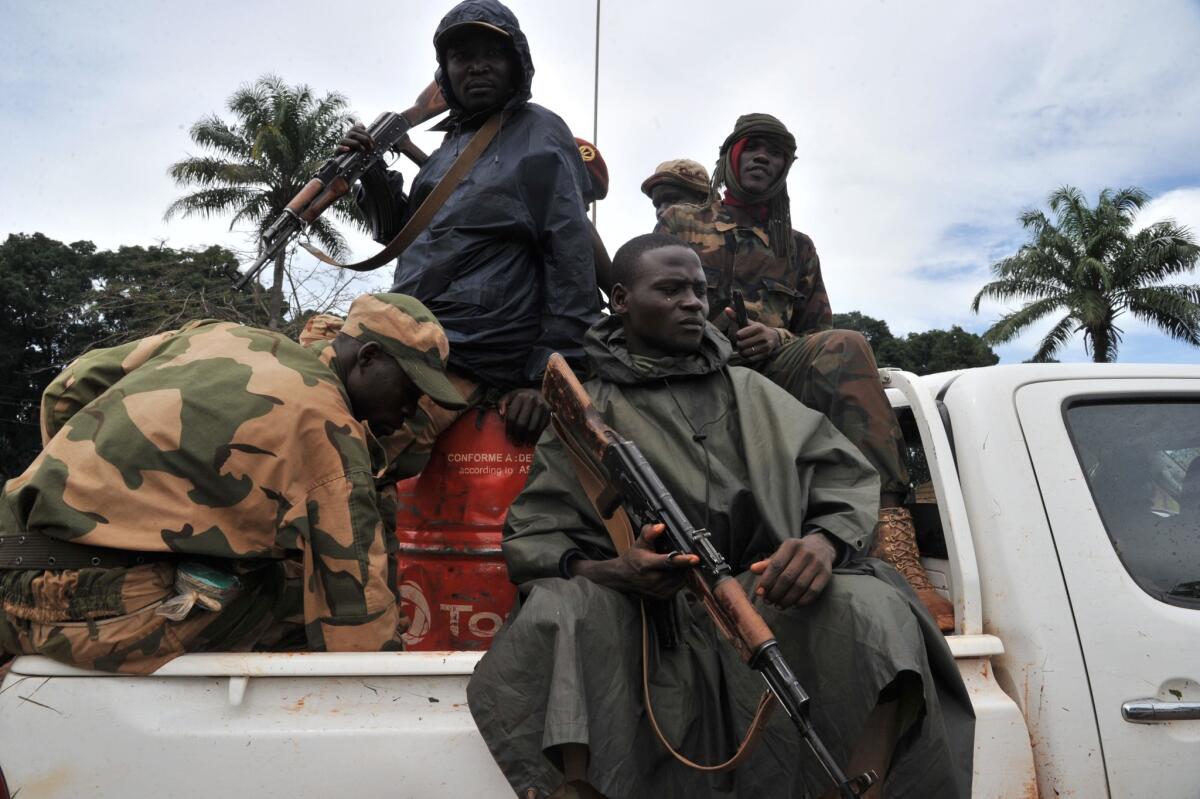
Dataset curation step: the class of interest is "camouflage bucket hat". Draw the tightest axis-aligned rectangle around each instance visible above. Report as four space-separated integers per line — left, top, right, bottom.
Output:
640 158 711 198
342 293 468 409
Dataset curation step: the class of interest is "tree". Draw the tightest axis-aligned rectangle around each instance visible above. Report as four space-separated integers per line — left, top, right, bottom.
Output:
165 74 359 329
833 312 998 374
877 326 999 374
972 186 1200 362
0 234 103 474
830 311 894 351
88 244 274 344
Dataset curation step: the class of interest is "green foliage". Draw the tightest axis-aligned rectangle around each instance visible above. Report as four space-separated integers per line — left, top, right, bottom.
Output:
89 244 275 345
165 74 360 328
0 234 280 476
829 311 893 350
972 185 1200 362
0 234 101 474
832 312 999 374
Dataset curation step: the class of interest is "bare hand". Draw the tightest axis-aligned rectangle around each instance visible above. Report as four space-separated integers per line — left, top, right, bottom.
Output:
337 123 374 154
750 534 837 608
723 307 781 363
498 388 551 445
572 523 700 599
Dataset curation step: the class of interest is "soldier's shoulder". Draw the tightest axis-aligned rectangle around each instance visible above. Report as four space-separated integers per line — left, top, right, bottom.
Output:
792 229 818 251
659 200 720 233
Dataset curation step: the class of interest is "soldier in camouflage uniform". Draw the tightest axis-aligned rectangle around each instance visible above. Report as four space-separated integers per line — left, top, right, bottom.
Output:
641 158 712 218
656 113 954 630
0 293 466 673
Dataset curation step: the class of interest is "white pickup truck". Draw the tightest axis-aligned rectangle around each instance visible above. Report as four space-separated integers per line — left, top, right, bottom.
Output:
2 363 1197 798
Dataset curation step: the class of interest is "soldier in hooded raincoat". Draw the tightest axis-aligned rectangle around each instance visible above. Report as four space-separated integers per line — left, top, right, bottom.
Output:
467 236 973 798
0 294 465 674
341 0 602 477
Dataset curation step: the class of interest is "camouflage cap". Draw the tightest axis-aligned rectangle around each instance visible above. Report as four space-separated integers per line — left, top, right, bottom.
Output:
640 159 711 198
341 294 467 409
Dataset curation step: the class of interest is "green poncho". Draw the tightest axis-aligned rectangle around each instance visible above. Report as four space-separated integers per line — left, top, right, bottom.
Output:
468 318 973 798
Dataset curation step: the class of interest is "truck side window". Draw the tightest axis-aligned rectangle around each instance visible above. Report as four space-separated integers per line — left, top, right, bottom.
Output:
1065 399 1200 609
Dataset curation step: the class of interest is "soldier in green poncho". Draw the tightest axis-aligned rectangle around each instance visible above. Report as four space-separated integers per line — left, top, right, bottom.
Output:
467 234 973 798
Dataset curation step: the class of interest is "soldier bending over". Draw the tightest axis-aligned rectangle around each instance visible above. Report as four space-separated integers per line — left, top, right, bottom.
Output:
467 235 973 798
0 294 464 673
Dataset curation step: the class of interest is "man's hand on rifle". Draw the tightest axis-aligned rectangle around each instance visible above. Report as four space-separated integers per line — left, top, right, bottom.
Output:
750 533 837 609
337 123 375 154
569 523 700 599
723 307 783 364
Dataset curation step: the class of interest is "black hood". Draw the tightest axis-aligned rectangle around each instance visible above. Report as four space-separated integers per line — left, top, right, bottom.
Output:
432 0 534 124
584 314 732 386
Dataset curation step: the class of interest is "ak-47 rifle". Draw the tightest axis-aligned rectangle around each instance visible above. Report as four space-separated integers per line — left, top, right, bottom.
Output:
234 81 447 290
542 353 876 798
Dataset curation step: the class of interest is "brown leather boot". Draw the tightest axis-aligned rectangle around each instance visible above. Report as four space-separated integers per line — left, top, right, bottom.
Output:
872 507 955 633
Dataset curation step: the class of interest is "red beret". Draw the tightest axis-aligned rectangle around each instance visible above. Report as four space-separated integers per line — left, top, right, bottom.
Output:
574 137 608 202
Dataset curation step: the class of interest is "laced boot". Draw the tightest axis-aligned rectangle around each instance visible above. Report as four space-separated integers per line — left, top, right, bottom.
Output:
871 507 955 632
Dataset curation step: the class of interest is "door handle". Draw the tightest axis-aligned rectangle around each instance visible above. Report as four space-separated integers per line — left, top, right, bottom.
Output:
1122 699 1200 723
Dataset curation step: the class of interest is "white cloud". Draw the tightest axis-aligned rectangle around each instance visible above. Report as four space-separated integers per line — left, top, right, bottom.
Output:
3 0 1199 359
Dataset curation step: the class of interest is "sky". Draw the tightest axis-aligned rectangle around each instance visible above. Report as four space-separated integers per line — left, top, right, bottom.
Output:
3 0 1199 364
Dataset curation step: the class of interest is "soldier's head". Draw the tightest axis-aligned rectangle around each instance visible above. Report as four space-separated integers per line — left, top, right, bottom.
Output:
435 2 524 114
333 294 467 437
716 113 797 200
640 159 711 216
609 233 709 356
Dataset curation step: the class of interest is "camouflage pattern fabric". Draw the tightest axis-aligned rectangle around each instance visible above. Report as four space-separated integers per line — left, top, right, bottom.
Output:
1 320 406 672
657 202 908 495
763 331 909 495
656 200 832 343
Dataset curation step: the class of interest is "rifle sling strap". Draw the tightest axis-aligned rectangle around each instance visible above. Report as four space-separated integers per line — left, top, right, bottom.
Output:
300 112 504 272
549 417 777 774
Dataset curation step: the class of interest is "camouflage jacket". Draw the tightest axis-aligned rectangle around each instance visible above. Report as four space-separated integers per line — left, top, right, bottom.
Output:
2 321 403 652
656 201 832 348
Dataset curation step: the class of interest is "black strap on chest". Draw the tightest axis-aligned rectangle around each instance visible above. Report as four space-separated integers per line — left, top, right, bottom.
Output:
0 530 172 571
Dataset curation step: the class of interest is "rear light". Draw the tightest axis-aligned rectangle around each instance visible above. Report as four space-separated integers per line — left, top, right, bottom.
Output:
0 763 9 799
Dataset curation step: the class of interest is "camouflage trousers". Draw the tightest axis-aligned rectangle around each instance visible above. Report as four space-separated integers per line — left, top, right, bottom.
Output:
378 371 483 480
0 560 304 674
760 329 909 496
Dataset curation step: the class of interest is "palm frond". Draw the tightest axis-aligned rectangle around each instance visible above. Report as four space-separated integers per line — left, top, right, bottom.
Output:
1125 285 1200 347
979 296 1066 344
163 187 258 222
1030 314 1078 362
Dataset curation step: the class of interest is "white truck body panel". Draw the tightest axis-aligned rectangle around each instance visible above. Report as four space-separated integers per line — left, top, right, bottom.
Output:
0 652 511 798
1016 377 1200 798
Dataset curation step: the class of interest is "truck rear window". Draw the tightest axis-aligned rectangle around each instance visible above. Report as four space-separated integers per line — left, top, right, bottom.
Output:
1065 399 1200 609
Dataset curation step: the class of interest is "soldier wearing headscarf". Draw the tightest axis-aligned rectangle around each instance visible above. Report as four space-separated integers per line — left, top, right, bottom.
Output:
0 294 464 673
657 113 953 631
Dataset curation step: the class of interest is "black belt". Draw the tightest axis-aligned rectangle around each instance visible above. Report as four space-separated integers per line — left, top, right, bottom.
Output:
0 532 173 571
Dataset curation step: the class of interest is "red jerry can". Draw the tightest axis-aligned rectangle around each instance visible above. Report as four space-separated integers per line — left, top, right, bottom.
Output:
394 408 534 650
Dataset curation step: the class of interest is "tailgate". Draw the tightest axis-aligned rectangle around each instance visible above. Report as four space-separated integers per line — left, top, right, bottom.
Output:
0 652 510 798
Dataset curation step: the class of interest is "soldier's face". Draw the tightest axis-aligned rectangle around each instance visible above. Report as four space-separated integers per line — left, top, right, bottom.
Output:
346 343 423 438
443 28 517 113
737 136 788 194
612 246 709 356
650 184 708 215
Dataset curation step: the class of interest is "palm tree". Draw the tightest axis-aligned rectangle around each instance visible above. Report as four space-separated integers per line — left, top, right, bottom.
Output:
972 186 1200 362
165 75 357 328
